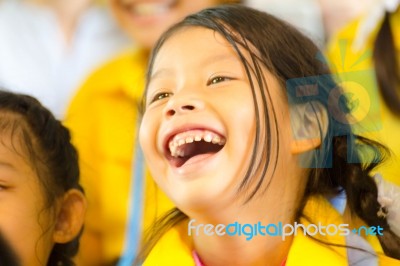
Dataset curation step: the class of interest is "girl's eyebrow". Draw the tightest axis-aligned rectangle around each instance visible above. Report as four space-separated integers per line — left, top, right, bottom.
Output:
150 53 239 82
198 53 238 68
150 68 174 82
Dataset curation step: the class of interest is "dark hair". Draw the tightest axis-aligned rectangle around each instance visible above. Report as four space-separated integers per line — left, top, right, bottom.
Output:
373 9 400 116
0 231 20 266
0 90 84 266
138 4 400 263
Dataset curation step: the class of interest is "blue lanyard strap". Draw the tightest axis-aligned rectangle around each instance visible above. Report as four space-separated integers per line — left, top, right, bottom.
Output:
118 142 145 266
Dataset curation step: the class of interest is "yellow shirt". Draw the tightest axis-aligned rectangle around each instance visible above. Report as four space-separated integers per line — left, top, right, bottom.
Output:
143 196 399 265
65 49 173 263
326 11 400 185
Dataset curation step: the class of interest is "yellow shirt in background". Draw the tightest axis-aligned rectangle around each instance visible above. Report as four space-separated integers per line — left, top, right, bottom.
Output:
326 11 400 185
65 49 173 264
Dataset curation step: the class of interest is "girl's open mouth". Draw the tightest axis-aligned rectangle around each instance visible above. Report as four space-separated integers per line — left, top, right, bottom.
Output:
121 0 178 17
165 129 226 168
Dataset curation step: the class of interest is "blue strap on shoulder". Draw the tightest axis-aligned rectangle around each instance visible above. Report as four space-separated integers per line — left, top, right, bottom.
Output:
117 143 145 266
328 188 378 266
328 188 347 214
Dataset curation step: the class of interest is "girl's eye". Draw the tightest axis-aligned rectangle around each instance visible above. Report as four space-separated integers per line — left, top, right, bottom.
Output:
150 92 172 104
207 76 230 86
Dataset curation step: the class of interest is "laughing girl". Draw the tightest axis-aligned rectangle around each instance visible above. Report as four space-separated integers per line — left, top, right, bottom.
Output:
138 5 400 266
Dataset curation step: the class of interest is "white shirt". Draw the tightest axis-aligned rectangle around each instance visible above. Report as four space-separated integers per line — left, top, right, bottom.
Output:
0 0 131 118
245 0 325 46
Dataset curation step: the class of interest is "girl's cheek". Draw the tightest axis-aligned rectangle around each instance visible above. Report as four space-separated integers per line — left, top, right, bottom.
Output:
143 111 158 135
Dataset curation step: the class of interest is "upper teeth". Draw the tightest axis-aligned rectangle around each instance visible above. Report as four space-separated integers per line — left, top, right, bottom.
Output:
124 1 174 16
135 4 168 15
168 130 226 158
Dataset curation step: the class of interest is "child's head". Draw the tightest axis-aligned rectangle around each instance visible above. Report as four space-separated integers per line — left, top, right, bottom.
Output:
0 90 86 266
140 4 337 212
139 5 400 259
108 0 240 50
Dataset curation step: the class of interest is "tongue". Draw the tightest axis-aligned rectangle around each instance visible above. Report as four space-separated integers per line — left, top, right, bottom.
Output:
172 141 223 167
180 153 215 168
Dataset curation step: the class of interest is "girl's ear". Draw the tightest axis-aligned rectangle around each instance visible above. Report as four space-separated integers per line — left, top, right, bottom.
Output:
53 189 86 244
290 101 329 154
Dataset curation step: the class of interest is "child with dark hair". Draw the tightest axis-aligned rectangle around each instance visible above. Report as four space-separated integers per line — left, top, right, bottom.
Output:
137 5 400 265
0 90 86 265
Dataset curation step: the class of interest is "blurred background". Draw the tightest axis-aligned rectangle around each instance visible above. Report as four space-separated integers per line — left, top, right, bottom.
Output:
0 0 374 118
0 0 131 118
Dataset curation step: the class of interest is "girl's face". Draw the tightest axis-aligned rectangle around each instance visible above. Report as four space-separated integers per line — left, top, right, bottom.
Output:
0 134 55 266
108 0 225 49
140 27 294 213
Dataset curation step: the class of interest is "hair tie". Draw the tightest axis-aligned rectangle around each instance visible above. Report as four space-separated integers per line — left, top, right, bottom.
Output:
353 0 400 51
374 173 400 236
377 206 388 218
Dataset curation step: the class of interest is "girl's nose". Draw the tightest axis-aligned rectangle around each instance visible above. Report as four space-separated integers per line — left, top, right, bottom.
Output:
163 96 205 118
